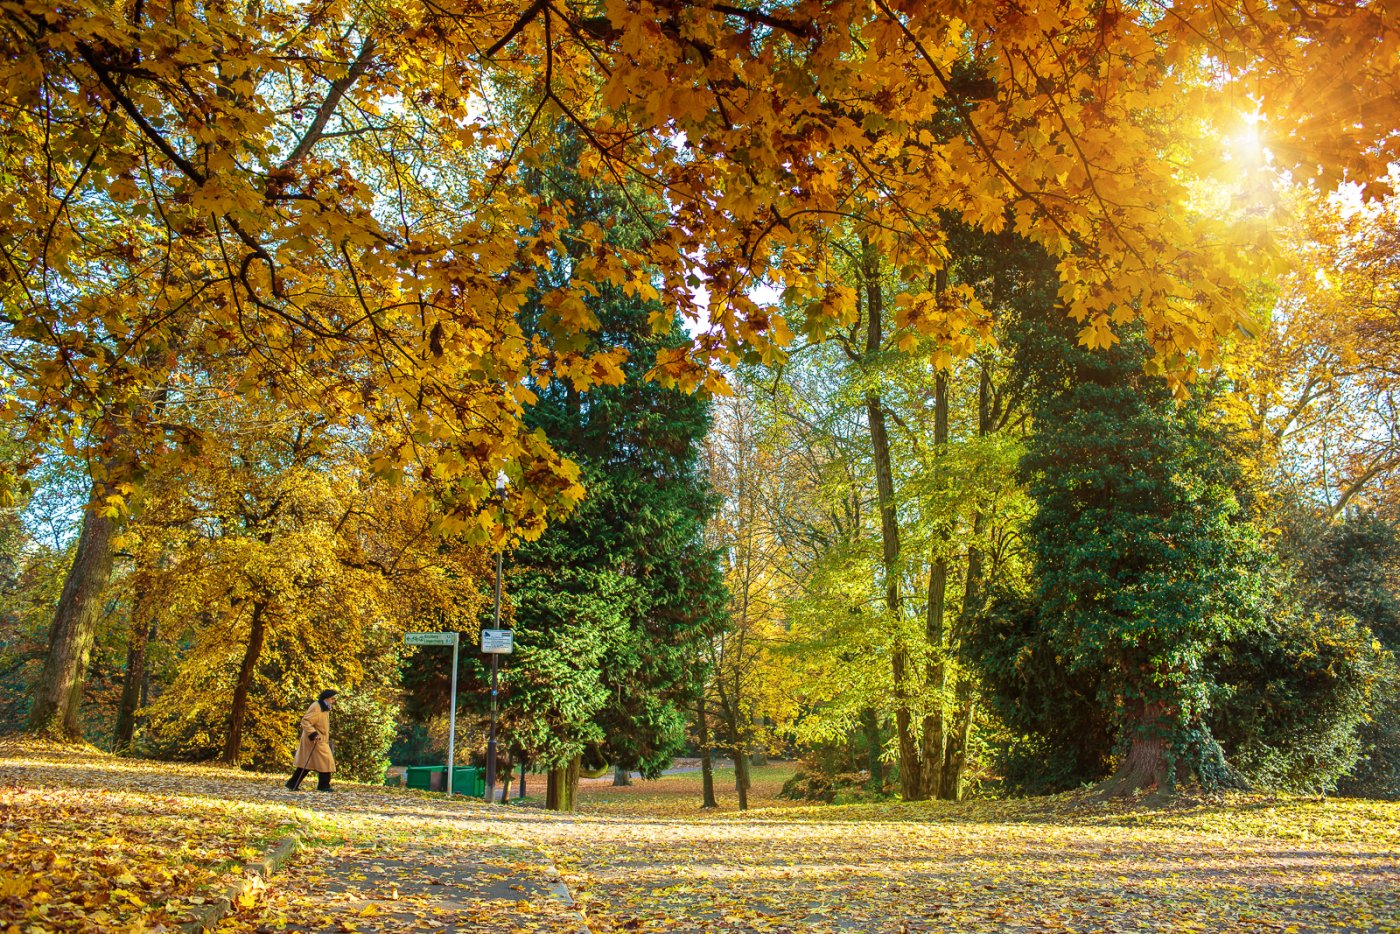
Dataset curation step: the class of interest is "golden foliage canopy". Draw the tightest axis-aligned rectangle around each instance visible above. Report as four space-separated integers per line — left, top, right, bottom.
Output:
2 0 1395 526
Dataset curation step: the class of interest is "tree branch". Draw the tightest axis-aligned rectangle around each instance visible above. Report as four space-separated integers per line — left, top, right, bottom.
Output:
281 38 377 168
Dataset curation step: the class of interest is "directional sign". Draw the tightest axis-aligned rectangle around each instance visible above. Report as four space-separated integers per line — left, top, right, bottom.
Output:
405 631 458 646
481 629 514 654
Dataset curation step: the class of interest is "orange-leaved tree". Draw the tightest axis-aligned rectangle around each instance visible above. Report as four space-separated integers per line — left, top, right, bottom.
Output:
4 0 1397 738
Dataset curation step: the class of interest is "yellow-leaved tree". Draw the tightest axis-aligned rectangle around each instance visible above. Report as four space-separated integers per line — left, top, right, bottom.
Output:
120 401 494 767
5 0 1397 739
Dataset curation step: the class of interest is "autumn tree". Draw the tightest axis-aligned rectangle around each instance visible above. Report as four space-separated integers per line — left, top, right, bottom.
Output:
118 399 493 766
6 0 1398 744
702 383 806 809
1231 184 1400 523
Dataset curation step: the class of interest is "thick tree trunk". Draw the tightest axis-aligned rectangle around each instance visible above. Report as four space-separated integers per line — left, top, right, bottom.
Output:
501 753 513 802
546 756 581 811
1098 699 1172 797
28 501 119 741
613 763 632 786
222 601 268 765
113 616 154 753
698 699 718 808
861 707 883 788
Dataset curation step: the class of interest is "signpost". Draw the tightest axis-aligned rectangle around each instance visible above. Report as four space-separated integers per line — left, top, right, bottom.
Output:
481 629 514 654
404 631 460 795
485 471 511 803
404 632 458 646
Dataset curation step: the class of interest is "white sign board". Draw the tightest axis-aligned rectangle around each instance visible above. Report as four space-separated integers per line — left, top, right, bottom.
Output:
481 629 514 654
405 631 458 646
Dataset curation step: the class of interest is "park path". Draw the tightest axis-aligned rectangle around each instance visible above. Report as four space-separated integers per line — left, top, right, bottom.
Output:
3 744 1399 933
257 782 1400 933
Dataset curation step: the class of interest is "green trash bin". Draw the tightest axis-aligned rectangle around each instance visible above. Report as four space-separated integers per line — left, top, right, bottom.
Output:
451 766 485 797
404 765 482 795
404 765 445 791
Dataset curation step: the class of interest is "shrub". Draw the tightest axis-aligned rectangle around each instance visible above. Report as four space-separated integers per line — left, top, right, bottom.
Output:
1337 675 1400 799
1210 612 1391 794
779 770 881 803
330 692 400 784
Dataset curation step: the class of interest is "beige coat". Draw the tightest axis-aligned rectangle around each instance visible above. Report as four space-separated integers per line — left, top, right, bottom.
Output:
292 701 335 772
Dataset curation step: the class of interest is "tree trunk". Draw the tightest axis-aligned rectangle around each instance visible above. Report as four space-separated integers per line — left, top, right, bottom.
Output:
113 617 154 754
28 501 119 741
733 747 751 810
960 365 992 624
861 706 883 789
939 366 993 802
861 241 927 801
919 364 951 800
717 700 752 810
613 763 632 786
1098 699 1172 797
698 699 718 808
940 693 976 801
501 752 513 802
140 618 155 710
546 756 581 811
222 600 268 765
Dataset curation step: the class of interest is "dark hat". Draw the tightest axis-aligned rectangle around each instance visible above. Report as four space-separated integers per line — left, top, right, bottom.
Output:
318 689 340 701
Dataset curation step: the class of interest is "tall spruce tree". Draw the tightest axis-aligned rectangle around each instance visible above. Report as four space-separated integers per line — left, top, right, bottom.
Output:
503 134 726 808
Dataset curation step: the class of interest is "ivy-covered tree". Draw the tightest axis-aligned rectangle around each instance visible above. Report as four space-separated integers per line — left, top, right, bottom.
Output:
1014 318 1272 795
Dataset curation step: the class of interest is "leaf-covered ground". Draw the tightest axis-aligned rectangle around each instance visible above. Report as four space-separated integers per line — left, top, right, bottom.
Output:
2 740 1397 933
0 739 581 933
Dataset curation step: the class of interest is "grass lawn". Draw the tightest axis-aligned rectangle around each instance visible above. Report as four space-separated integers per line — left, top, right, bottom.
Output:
505 761 802 816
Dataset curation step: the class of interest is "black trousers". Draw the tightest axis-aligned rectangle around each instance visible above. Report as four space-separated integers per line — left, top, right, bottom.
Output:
287 768 332 791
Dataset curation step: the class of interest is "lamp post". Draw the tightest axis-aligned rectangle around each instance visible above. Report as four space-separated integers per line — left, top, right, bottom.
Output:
484 470 507 803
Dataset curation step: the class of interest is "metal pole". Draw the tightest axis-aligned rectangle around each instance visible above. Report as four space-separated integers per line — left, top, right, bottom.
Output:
447 633 458 797
485 547 503 801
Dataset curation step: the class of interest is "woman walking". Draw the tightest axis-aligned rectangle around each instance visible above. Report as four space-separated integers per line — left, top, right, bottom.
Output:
286 689 338 792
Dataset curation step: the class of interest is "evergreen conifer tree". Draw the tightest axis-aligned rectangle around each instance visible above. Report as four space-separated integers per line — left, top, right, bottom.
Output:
503 134 727 803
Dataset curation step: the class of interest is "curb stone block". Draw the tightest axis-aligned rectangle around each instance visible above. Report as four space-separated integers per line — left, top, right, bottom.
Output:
545 869 594 934
180 834 300 933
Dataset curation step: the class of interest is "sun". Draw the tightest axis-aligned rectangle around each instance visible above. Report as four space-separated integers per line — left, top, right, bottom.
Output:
1227 113 1272 168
